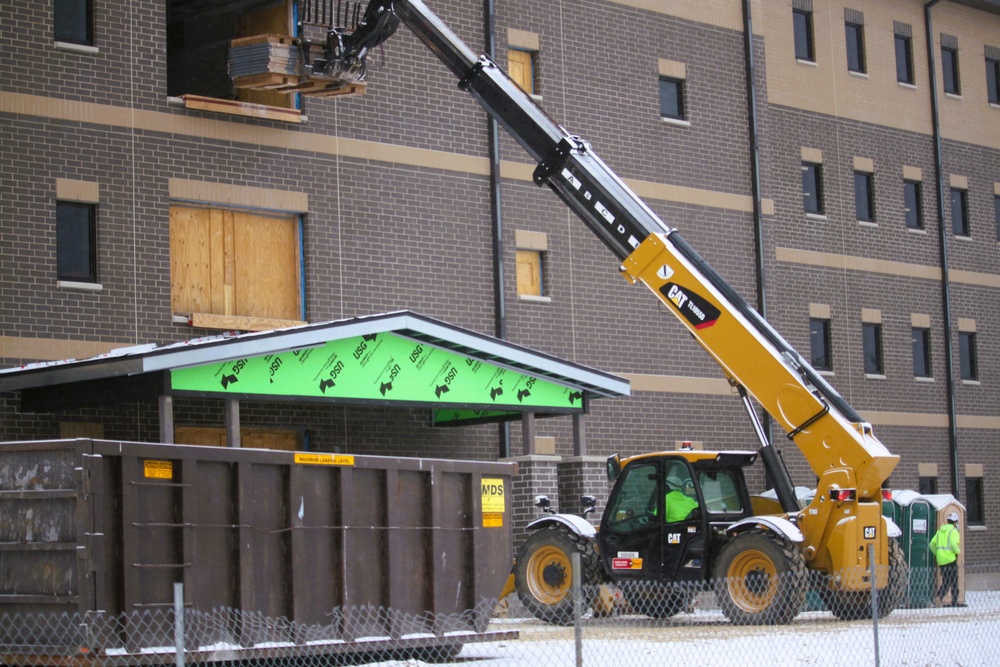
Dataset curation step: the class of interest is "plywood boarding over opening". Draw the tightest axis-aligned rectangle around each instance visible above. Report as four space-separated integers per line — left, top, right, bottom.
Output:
175 426 302 450
170 206 301 322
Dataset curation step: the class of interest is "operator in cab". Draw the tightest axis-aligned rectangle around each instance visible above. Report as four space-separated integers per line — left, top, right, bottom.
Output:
664 472 699 523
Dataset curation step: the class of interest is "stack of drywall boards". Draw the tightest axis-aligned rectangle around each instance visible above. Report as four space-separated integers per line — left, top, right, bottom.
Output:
229 34 365 98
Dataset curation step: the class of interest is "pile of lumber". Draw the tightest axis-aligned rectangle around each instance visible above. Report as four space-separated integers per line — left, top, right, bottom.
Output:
228 34 365 98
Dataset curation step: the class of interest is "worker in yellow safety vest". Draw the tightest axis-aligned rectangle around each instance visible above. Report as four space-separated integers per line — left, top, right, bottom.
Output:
929 512 964 607
664 475 699 523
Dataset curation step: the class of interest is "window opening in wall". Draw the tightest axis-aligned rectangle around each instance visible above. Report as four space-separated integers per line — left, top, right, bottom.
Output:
854 171 874 222
904 180 923 229
169 205 303 329
918 475 938 495
895 33 914 84
810 317 832 371
994 194 1000 241
966 476 984 526
959 331 977 381
912 327 932 378
54 0 94 45
862 322 883 375
793 8 814 62
951 187 969 236
167 0 298 110
942 40 960 95
659 77 685 120
802 162 823 214
516 249 545 298
845 21 865 73
508 48 537 95
56 201 97 283
987 56 1000 104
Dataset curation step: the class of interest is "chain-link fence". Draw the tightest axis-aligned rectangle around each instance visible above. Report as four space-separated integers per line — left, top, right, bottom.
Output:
2 564 998 667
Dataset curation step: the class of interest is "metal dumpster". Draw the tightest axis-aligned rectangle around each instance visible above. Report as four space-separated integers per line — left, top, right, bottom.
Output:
0 439 516 665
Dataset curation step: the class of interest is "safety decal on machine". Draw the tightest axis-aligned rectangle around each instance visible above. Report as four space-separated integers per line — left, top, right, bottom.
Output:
294 453 355 466
659 283 721 330
482 478 505 527
143 460 173 480
612 552 643 570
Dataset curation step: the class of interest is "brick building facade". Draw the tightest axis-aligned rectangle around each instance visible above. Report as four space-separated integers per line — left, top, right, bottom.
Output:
1 0 998 560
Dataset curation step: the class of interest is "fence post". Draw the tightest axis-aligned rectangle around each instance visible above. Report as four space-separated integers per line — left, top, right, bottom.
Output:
572 551 583 667
869 544 880 667
174 582 186 667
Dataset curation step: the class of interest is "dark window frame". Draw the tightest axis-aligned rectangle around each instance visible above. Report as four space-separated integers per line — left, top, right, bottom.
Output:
987 57 1000 104
793 9 815 62
959 331 978 381
862 322 883 375
810 317 832 371
912 327 932 378
802 162 823 214
56 201 98 283
951 187 970 236
904 179 923 229
845 22 866 73
966 476 984 526
895 34 914 84
995 194 1000 242
942 45 961 95
658 76 686 120
54 0 94 46
918 476 938 495
854 171 875 222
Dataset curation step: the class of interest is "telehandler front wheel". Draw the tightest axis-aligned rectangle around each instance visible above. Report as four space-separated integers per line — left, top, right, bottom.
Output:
714 529 807 625
514 525 601 625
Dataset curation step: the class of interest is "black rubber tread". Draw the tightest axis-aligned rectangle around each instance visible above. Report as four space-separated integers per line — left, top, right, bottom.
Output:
823 537 909 620
514 524 602 625
713 529 808 625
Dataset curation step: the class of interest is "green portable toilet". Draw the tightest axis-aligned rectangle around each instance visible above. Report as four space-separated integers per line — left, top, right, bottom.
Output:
922 494 967 606
892 489 935 607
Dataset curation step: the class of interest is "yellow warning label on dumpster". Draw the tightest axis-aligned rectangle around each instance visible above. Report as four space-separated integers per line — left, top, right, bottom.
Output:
143 460 173 480
481 478 505 513
294 453 355 466
483 512 504 528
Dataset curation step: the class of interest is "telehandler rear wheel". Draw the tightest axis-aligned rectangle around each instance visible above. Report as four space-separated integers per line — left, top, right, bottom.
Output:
714 529 807 625
822 537 908 620
514 525 601 625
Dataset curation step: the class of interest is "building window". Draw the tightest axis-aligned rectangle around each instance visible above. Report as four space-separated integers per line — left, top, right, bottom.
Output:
959 331 977 381
802 162 823 214
508 49 537 95
845 21 865 73
951 187 969 236
995 194 1000 241
810 317 832 371
918 476 938 495
56 201 97 282
170 206 303 326
862 322 883 375
54 0 93 45
895 34 914 84
793 8 815 62
659 77 685 120
904 180 923 229
912 327 932 378
941 37 960 95
516 249 545 298
987 56 1000 104
854 171 874 222
966 476 984 526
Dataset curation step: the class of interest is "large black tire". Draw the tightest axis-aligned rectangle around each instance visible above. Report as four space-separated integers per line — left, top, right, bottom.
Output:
619 580 695 619
714 529 808 625
514 525 602 625
822 538 909 620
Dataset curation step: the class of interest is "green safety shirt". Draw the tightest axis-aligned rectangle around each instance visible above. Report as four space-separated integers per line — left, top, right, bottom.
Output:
664 490 699 523
929 523 960 566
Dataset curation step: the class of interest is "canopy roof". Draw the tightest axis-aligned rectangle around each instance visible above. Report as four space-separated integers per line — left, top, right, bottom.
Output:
0 311 629 425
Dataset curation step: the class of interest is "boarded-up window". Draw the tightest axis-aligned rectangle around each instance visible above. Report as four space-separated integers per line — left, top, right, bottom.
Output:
175 426 303 451
170 206 301 324
516 249 543 296
508 49 536 94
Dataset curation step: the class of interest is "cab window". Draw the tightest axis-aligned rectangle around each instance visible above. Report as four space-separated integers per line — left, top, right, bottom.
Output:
605 462 659 532
697 469 743 514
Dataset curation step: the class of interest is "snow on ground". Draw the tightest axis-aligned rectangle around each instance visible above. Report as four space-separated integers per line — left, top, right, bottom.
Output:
369 591 1000 667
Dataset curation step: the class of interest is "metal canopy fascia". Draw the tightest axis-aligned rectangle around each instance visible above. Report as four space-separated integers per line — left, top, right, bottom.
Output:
0 311 629 416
